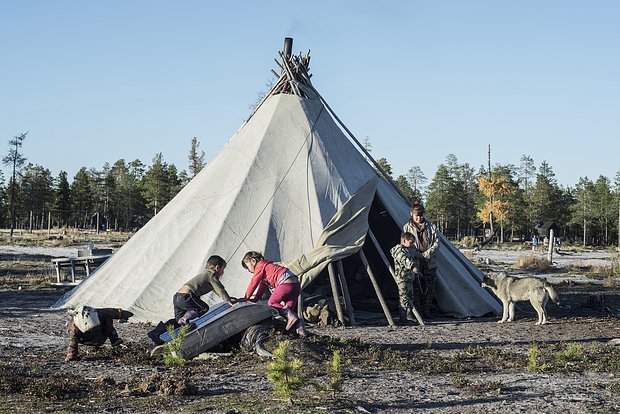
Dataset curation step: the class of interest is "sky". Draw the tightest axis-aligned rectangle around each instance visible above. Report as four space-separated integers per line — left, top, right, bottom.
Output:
1 1 618 189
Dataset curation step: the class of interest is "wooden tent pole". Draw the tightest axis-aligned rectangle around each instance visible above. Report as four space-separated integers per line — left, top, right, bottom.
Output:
367 229 425 326
358 250 395 327
297 291 303 320
327 262 345 325
336 260 356 325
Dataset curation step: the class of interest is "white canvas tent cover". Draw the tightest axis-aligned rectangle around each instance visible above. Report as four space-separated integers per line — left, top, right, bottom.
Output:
54 46 500 323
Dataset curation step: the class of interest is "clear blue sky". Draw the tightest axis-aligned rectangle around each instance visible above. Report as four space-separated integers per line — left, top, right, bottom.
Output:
1 1 618 188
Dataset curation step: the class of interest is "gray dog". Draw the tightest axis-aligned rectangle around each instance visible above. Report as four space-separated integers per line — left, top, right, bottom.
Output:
482 272 560 325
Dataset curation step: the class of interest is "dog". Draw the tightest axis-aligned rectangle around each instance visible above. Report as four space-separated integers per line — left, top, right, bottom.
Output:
482 272 560 325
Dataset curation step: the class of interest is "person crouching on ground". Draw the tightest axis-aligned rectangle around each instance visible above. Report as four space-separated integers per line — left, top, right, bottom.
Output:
241 251 307 338
390 232 422 325
65 305 133 362
173 255 237 323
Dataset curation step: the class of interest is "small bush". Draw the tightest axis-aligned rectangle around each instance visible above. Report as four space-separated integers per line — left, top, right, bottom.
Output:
555 343 583 364
163 324 190 366
267 340 304 403
460 236 477 249
513 254 551 271
527 343 549 373
326 350 350 396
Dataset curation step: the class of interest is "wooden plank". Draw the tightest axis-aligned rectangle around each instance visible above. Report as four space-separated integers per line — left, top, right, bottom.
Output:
327 262 344 325
336 260 356 326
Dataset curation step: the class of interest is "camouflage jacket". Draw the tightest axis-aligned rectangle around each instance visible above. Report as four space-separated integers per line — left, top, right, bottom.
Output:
403 219 440 269
390 244 420 281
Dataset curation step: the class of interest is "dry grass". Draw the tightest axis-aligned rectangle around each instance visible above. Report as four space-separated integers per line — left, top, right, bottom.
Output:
0 228 133 248
512 254 551 271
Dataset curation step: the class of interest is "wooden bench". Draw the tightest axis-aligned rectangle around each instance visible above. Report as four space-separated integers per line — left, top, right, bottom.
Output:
51 254 112 286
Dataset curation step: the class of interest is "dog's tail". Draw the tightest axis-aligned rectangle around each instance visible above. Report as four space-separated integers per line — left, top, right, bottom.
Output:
544 283 560 305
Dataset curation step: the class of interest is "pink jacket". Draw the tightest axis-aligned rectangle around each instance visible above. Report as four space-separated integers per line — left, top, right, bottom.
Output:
244 259 288 300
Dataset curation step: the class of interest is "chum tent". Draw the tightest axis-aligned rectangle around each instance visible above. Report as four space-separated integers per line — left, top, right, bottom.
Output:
54 39 500 324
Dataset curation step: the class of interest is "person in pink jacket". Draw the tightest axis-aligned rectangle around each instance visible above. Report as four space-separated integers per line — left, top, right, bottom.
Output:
242 251 307 338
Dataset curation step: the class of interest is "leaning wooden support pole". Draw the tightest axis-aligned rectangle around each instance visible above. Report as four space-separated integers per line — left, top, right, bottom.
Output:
327 262 345 325
297 291 303 320
367 229 425 326
336 260 356 326
358 250 395 327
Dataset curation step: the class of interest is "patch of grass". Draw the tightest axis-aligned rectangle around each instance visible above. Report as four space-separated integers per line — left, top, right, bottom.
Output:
554 342 584 364
513 254 551 271
452 375 504 394
464 345 502 358
521 342 620 374
460 236 477 249
414 352 466 374
591 381 620 394
527 343 550 373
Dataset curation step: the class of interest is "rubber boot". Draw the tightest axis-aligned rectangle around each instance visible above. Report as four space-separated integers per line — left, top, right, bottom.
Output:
406 309 417 322
284 308 299 331
109 329 123 347
423 295 434 319
295 319 308 339
398 307 412 326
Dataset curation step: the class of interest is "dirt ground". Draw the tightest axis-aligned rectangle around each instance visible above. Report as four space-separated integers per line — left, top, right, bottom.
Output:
1 246 620 413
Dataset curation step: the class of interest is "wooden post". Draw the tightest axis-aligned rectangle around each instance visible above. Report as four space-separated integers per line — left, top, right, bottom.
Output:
367 229 424 326
336 260 356 325
547 229 554 263
47 211 51 236
29 210 33 233
96 212 100 234
297 291 303 321
359 250 395 327
327 262 345 325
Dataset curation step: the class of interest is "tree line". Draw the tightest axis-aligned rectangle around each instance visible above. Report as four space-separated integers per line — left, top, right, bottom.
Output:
1 133 206 234
3 133 619 247
384 152 620 247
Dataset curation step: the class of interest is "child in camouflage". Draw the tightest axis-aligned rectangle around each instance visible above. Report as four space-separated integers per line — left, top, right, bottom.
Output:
390 232 421 325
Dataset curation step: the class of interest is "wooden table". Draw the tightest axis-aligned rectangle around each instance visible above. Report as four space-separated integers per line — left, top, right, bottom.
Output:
51 254 112 286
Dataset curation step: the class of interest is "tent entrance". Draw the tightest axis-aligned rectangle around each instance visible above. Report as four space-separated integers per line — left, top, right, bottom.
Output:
301 194 405 324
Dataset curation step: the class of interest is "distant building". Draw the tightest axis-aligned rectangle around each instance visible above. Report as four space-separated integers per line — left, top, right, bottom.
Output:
534 220 558 239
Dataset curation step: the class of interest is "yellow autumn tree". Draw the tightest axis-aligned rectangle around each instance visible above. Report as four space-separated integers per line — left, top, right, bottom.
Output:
477 176 512 225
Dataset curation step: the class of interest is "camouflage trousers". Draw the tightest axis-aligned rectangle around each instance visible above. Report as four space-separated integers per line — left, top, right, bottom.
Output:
413 267 437 316
393 269 415 316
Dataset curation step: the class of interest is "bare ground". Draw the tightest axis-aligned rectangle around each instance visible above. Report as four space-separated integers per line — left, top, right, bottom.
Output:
1 246 620 413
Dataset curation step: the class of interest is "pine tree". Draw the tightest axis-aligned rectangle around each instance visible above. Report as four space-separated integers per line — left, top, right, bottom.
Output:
395 175 414 202
406 166 427 200
3 132 27 236
188 137 206 178
20 163 54 230
54 171 71 227
70 167 94 228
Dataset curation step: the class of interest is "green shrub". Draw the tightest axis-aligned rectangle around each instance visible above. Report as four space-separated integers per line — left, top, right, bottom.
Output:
163 324 190 366
528 343 549 373
267 340 304 403
555 343 583 363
